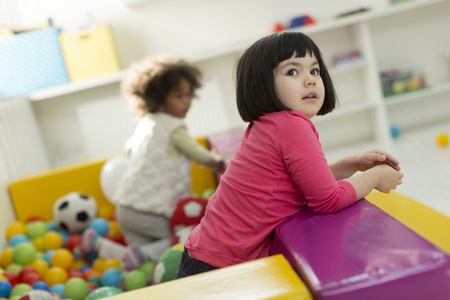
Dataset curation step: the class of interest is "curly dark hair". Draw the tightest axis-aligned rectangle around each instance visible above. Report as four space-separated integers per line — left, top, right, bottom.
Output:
121 55 202 117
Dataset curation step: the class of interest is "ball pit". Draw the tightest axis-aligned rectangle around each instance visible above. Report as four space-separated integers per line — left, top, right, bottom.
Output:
64 277 89 300
6 223 26 241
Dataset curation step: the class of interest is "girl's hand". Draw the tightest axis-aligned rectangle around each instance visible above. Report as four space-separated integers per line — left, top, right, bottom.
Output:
354 149 400 172
373 164 404 193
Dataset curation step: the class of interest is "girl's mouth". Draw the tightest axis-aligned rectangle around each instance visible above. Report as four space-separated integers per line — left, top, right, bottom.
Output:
302 93 317 100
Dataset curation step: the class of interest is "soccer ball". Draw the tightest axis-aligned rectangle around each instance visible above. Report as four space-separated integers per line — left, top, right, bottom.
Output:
52 192 98 234
169 197 207 245
153 243 184 284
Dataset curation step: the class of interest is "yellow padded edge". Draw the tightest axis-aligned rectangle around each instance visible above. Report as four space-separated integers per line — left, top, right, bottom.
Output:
366 191 450 254
8 137 217 223
107 255 312 300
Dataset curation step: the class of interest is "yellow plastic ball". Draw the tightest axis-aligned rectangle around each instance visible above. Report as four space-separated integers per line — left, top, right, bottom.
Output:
436 133 449 147
98 205 115 220
51 249 73 270
72 259 89 270
6 222 26 240
31 259 49 277
31 237 45 252
92 258 106 272
108 221 122 239
0 247 14 268
103 258 121 270
44 266 69 286
42 232 63 251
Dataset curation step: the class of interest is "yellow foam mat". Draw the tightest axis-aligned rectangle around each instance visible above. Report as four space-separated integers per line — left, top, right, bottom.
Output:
107 255 311 300
366 191 450 254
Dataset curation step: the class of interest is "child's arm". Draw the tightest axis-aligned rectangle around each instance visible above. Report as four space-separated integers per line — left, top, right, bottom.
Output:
171 127 225 173
329 149 400 180
345 164 403 200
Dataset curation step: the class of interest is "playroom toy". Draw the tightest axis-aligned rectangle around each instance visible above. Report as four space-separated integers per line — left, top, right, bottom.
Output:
436 132 449 147
380 68 427 97
288 15 316 29
52 192 98 234
99 155 129 204
332 50 363 67
390 125 401 138
169 197 207 245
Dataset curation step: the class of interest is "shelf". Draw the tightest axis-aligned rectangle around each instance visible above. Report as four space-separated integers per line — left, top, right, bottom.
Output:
28 70 126 101
313 101 377 124
329 59 367 76
384 81 450 107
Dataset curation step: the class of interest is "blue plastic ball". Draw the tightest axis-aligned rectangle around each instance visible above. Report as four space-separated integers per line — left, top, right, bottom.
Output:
0 280 12 298
391 125 401 138
50 283 65 297
101 268 121 288
43 249 55 265
9 233 30 247
33 280 50 291
89 218 109 237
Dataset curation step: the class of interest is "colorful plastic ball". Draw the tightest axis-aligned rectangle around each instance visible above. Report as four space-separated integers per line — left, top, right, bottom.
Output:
17 266 39 284
30 259 49 278
10 283 33 298
107 221 122 239
103 259 121 271
153 243 184 284
89 218 109 237
436 132 449 147
68 268 83 278
100 268 121 288
0 280 12 298
390 125 401 139
31 237 45 252
12 243 36 266
0 248 14 269
139 261 156 278
64 277 89 300
46 221 58 232
92 258 105 273
65 234 82 252
87 281 98 292
25 221 48 240
44 266 68 286
50 249 73 270
125 269 147 291
85 286 123 300
86 276 101 287
49 283 65 298
83 269 101 280
42 232 63 251
6 223 26 241
43 250 55 265
202 188 216 199
2 271 16 285
98 205 115 221
9 234 30 247
6 264 22 275
32 280 50 291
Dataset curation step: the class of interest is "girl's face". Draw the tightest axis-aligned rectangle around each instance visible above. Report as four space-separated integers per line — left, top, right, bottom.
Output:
160 77 193 118
274 53 325 119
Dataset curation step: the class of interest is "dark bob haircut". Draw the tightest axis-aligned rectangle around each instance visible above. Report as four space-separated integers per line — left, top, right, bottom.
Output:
236 31 337 122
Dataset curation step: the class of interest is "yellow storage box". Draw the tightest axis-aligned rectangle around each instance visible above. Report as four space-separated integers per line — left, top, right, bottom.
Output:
59 25 121 81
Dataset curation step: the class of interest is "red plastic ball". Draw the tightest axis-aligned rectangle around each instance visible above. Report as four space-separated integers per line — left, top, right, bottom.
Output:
65 234 83 251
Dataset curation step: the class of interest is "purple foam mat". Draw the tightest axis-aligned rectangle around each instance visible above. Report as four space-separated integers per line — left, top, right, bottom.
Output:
270 199 450 300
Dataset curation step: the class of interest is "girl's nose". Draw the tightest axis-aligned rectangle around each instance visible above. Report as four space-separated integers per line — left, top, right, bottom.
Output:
305 74 316 86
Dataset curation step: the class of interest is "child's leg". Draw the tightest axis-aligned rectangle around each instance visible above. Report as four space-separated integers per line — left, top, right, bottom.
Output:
176 247 218 279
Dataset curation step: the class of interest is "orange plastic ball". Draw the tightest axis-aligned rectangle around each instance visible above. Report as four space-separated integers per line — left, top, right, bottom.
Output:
83 269 102 280
51 249 73 270
44 266 68 286
31 259 49 277
42 232 63 251
0 248 14 269
6 222 26 240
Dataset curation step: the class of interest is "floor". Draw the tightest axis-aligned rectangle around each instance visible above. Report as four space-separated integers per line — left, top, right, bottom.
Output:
324 119 450 218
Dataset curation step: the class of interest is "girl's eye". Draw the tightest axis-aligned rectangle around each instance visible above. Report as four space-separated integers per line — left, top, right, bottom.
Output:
311 68 320 76
287 69 298 76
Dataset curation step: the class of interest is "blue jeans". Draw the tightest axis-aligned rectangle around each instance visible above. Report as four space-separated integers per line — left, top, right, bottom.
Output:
177 247 218 278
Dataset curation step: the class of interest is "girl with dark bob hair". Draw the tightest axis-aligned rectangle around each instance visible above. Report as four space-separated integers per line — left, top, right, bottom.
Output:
76 55 224 271
178 31 403 278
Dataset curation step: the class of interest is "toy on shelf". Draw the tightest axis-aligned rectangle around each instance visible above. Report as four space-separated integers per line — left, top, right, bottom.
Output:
272 15 316 33
332 50 364 67
436 132 449 147
380 68 427 97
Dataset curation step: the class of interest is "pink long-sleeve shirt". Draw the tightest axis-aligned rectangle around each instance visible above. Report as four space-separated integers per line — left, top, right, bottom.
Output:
185 111 357 267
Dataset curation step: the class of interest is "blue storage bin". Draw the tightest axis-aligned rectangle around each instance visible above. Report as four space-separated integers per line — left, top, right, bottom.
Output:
0 27 69 98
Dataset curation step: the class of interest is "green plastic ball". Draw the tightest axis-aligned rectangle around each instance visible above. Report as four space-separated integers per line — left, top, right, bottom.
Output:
12 243 36 266
85 287 123 300
125 270 147 291
10 283 33 298
64 277 89 300
139 260 156 278
25 221 48 239
153 243 184 284
202 188 216 199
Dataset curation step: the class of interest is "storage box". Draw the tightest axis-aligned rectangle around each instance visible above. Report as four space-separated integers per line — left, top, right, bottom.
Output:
0 27 69 98
59 25 121 82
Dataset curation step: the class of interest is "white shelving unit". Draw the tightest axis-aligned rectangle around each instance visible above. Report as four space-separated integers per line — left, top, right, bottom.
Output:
24 0 450 169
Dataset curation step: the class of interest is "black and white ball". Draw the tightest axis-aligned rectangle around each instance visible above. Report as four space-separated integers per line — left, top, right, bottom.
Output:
52 192 98 233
